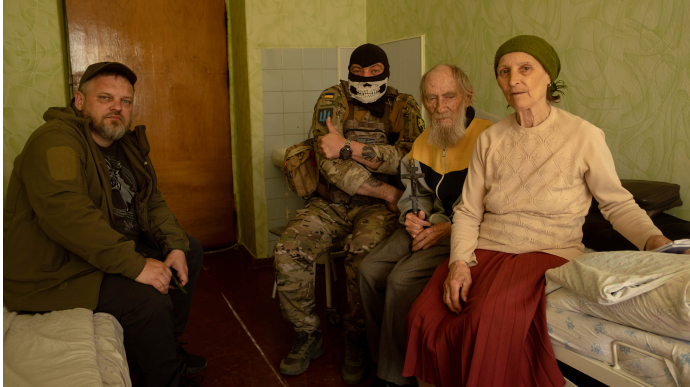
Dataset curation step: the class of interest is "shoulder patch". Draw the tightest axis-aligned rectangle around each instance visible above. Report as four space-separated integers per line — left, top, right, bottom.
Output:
324 93 335 99
47 146 77 180
317 107 334 125
417 117 426 132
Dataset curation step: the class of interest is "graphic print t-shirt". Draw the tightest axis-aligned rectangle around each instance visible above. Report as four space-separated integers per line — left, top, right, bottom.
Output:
98 142 142 243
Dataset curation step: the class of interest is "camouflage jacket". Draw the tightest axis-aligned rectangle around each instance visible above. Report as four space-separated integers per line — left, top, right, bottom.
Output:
310 81 424 196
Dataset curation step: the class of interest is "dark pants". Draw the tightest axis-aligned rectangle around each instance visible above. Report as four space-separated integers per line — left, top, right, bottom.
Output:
359 227 449 385
94 236 204 387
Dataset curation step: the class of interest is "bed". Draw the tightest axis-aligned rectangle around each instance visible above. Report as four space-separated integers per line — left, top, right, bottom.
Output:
3 307 132 387
545 248 690 387
548 292 689 386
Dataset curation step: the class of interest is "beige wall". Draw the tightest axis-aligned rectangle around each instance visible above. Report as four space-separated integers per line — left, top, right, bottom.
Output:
367 0 690 221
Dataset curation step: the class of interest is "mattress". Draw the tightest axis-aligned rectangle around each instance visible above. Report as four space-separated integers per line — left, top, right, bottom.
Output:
546 299 690 387
3 307 131 387
546 272 690 341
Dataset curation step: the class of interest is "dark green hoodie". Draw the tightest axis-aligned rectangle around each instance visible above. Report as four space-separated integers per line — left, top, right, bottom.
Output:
4 104 189 312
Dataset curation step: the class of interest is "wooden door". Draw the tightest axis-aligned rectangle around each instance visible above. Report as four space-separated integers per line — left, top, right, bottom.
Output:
65 0 236 248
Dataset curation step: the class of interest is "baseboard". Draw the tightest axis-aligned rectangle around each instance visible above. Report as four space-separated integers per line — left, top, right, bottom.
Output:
234 244 273 269
203 242 274 269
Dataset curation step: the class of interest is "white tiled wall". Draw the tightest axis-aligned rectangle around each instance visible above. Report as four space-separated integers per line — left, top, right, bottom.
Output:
262 47 339 256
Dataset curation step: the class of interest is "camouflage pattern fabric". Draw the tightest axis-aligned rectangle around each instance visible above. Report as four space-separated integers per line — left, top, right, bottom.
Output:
274 197 399 333
311 82 425 196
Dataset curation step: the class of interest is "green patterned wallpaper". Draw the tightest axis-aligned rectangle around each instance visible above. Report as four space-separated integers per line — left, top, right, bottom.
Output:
5 0 686 259
246 0 366 257
367 0 690 220
4 0 69 196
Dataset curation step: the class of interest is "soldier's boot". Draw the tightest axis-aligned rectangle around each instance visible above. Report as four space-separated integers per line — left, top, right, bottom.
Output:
341 331 369 384
279 330 324 376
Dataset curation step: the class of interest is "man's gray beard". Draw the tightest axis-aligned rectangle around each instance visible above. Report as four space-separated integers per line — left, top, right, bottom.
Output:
426 105 467 149
88 114 131 142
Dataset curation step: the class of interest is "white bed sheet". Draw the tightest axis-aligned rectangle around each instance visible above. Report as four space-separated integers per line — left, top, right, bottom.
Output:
94 312 132 386
3 307 131 387
546 303 690 386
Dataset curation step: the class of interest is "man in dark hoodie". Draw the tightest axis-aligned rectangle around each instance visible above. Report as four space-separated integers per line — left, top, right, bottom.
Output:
4 62 205 387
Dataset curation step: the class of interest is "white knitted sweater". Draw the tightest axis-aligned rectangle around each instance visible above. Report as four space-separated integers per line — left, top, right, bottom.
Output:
450 107 661 266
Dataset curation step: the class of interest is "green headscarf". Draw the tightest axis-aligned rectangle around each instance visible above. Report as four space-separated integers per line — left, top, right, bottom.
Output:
494 35 565 100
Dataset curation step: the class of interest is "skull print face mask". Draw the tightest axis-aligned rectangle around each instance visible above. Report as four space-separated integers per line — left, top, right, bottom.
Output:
347 44 390 113
348 76 389 104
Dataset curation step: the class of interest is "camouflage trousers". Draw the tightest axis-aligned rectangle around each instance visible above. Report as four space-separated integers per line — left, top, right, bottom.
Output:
273 197 399 334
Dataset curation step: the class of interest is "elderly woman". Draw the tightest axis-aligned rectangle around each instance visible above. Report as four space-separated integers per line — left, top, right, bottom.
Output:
402 35 683 387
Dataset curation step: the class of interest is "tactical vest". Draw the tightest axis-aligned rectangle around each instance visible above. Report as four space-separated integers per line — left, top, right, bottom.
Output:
328 81 404 206
343 93 392 146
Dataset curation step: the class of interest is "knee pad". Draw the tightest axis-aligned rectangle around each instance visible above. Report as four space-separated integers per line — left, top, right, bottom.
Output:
274 243 318 273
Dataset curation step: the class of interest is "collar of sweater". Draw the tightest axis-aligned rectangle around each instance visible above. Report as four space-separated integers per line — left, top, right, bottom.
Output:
510 106 557 134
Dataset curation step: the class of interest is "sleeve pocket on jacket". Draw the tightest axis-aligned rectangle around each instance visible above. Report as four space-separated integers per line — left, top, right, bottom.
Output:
46 146 77 180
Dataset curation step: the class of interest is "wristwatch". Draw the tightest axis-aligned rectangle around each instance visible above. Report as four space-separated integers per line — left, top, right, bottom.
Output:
340 139 353 160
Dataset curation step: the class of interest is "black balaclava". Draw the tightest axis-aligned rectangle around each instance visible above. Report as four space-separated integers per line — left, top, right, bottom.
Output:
348 43 390 117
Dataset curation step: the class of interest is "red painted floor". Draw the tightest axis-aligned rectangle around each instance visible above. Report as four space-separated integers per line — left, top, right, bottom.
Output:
130 247 602 387
132 247 377 387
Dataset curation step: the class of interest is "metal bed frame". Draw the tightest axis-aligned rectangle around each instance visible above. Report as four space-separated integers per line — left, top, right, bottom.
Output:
553 340 681 387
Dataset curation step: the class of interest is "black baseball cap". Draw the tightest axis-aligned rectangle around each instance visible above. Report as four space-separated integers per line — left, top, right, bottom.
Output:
79 62 137 89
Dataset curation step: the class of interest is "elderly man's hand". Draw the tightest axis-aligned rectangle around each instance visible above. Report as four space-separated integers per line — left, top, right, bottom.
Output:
412 221 451 251
404 210 431 239
317 117 347 159
443 260 472 314
645 235 690 255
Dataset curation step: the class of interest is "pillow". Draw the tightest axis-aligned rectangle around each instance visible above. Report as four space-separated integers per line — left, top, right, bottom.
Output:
545 250 690 304
546 273 690 341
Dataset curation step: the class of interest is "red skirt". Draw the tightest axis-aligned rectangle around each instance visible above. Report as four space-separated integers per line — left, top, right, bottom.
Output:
403 249 568 387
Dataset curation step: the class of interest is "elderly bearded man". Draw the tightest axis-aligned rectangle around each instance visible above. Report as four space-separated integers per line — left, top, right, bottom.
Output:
273 43 424 384
4 62 205 387
358 64 499 387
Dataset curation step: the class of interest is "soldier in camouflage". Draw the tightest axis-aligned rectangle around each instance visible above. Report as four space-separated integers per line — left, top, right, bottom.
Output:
274 43 424 384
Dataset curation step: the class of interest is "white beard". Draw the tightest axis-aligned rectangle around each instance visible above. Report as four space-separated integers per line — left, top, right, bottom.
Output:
426 105 467 149
349 78 388 103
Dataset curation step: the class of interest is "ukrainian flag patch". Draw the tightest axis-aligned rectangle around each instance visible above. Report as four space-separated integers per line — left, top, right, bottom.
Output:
324 93 335 99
